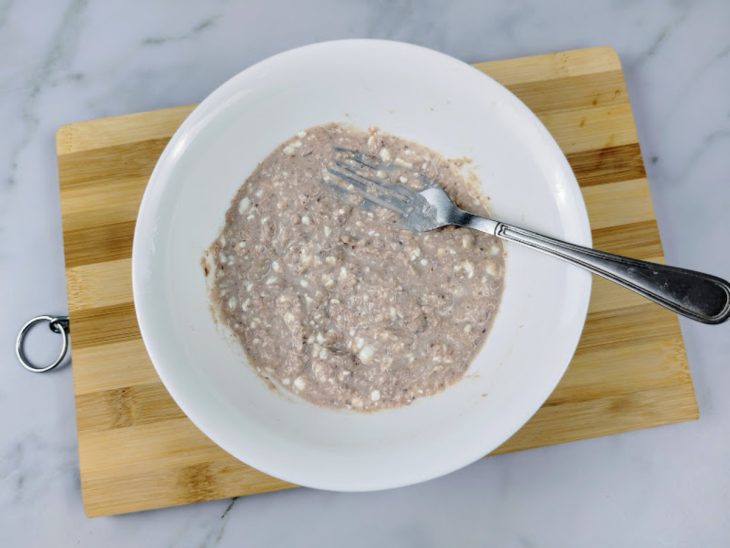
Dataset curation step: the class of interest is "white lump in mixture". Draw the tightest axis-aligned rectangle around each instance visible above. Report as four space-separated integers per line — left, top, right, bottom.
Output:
204 123 505 411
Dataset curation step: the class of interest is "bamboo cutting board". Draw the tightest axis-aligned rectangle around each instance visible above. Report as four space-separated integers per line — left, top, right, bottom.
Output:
58 46 698 517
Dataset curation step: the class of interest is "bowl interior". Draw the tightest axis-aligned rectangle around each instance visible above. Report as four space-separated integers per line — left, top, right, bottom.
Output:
133 40 591 490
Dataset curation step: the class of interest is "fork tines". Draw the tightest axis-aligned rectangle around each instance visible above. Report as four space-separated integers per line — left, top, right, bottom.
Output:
323 147 417 215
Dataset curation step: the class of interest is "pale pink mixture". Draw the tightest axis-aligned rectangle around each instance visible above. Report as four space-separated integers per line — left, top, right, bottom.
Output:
205 123 504 411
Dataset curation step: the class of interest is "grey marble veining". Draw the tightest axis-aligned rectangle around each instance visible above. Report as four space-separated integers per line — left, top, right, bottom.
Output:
1 1 729 546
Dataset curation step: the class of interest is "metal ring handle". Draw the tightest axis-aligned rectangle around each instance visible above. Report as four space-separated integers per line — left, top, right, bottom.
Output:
16 315 70 373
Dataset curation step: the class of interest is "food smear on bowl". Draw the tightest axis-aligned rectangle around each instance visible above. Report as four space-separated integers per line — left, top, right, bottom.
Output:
203 123 504 411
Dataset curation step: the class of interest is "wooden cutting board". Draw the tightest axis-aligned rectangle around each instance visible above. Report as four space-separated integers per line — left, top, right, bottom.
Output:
57 46 698 517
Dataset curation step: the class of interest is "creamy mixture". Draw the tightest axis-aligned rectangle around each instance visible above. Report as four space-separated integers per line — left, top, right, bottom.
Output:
204 123 505 411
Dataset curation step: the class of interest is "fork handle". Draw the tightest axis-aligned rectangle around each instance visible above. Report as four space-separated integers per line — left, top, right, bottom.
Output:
491 222 730 324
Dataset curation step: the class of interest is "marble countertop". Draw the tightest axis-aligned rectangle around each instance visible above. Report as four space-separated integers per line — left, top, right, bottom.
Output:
2 1 729 546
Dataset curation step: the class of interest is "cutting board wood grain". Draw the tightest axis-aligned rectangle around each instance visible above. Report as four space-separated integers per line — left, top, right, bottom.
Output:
57 46 698 517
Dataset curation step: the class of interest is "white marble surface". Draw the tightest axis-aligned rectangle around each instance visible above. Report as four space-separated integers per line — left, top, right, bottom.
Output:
1 0 729 546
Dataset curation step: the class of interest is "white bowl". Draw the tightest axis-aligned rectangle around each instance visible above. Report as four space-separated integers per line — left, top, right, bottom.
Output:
133 40 591 491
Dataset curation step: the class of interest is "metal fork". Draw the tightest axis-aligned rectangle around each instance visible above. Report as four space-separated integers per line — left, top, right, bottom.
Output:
325 148 730 324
